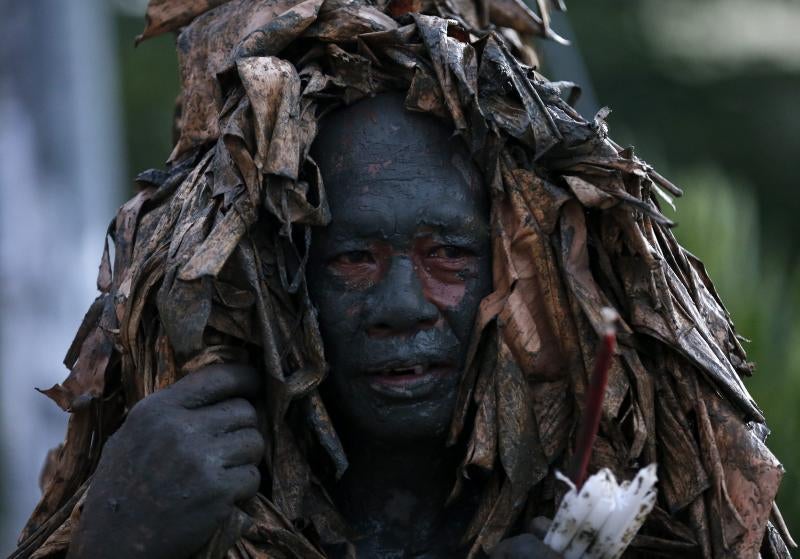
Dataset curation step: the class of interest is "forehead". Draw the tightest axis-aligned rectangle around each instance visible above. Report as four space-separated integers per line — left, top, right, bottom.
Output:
312 94 487 239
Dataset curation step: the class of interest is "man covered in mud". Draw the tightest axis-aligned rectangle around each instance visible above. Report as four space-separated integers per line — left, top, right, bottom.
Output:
65 93 556 558
12 0 793 558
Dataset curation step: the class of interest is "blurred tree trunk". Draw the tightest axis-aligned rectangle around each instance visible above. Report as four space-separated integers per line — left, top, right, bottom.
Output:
0 0 123 553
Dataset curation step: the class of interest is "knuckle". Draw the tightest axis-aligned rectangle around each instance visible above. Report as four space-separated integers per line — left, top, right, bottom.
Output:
222 397 244 412
249 431 266 456
100 429 124 456
195 458 225 493
255 434 266 455
126 397 150 421
232 398 258 422
211 502 235 525
200 364 236 386
128 391 177 422
241 465 261 493
155 413 199 451
154 381 184 403
238 426 262 444
246 464 261 481
125 400 158 431
226 464 260 500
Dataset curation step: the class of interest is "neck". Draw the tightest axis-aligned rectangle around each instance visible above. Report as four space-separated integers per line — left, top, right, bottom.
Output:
332 432 462 554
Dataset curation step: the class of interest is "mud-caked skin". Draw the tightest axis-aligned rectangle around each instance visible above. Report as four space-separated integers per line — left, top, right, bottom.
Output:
67 365 265 559
490 535 564 559
308 93 492 444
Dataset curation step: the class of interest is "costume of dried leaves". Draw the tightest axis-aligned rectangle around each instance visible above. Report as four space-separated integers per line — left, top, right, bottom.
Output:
11 0 794 557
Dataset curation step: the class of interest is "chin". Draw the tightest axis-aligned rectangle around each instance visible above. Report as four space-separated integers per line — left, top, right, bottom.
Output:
359 403 455 444
328 381 458 445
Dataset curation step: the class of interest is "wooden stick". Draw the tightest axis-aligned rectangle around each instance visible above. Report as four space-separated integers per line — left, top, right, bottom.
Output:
570 308 618 489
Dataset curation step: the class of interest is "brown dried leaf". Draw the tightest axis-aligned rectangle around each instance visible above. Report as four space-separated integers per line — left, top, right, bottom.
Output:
563 174 616 209
488 0 568 44
703 384 783 557
179 209 247 280
19 413 92 544
138 0 233 43
237 57 303 178
306 0 397 42
172 0 315 159
235 0 325 59
655 374 710 513
39 323 114 412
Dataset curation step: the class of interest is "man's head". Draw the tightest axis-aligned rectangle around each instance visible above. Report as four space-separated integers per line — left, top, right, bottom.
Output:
307 93 492 444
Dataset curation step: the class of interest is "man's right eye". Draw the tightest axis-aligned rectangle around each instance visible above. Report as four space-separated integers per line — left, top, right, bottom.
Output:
332 250 375 265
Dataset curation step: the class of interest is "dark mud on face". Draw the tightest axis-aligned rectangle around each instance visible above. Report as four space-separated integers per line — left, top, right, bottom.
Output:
308 93 491 443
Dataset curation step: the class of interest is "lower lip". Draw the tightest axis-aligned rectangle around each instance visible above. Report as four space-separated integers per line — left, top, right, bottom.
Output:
366 367 458 399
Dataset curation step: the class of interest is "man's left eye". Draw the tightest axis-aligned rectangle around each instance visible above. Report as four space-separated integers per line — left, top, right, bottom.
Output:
427 245 470 259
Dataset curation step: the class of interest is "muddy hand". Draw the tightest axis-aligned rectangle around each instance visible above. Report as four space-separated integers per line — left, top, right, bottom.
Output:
68 365 264 559
490 518 562 559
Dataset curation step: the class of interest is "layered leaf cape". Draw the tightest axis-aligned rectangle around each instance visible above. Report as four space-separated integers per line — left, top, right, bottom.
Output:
12 0 793 557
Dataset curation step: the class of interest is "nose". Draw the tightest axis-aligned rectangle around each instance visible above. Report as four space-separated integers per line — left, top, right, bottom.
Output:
365 255 439 337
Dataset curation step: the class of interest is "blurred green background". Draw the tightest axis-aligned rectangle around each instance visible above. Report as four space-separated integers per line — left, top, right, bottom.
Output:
563 1 800 537
112 0 799 540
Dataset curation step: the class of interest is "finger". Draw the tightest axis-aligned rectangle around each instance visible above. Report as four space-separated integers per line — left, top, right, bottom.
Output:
168 364 262 408
216 428 265 468
490 535 562 559
200 398 258 434
529 516 552 539
222 464 261 504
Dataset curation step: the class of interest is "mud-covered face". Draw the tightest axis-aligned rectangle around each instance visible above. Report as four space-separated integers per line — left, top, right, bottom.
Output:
307 94 491 443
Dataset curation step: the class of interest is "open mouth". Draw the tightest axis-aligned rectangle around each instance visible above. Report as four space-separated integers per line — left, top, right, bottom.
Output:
366 362 458 398
379 364 425 378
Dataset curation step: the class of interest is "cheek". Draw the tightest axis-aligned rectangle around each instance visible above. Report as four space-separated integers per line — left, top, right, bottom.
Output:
420 255 491 343
419 270 466 308
319 293 365 330
314 292 368 371
415 257 484 309
328 262 381 290
344 304 361 319
309 277 365 338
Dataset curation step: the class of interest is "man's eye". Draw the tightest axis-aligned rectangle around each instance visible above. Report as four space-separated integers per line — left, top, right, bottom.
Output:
428 245 470 259
333 250 375 265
